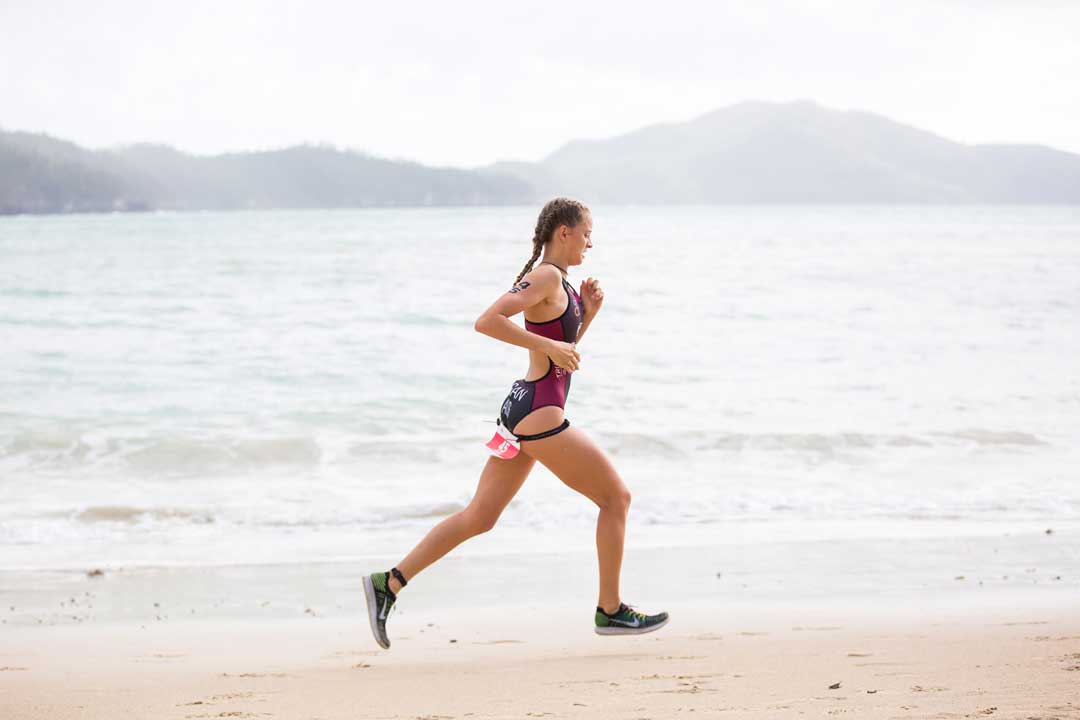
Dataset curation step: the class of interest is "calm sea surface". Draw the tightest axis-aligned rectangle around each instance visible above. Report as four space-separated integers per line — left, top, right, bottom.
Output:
2 206 1079 570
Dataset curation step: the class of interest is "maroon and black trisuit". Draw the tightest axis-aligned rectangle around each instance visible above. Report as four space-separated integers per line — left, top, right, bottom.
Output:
498 266 583 442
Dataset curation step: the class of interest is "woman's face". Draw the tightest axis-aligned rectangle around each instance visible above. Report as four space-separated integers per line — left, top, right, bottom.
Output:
563 213 593 266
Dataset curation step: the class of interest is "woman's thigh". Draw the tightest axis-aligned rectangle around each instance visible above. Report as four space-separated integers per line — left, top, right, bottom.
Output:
518 426 628 508
465 452 536 522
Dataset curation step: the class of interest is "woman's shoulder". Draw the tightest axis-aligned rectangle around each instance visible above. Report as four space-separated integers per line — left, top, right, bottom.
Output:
522 263 564 291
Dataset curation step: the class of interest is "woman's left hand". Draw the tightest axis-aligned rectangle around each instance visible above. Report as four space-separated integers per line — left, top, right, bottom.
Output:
581 277 604 316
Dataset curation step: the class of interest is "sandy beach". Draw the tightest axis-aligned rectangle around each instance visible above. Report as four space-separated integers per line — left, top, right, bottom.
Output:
3 597 1079 719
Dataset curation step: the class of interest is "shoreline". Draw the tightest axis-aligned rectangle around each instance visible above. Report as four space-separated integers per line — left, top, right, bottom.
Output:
3 524 1075 628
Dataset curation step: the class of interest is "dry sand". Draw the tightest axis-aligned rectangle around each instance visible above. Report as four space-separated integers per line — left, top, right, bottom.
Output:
3 600 1078 719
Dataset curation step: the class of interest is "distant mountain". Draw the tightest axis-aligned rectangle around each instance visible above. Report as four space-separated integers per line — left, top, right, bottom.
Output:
488 100 1080 204
0 132 532 214
0 131 142 214
4 101 1080 214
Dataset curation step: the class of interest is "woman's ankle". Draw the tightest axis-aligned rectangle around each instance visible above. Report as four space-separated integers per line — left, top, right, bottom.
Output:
387 566 408 595
599 600 621 615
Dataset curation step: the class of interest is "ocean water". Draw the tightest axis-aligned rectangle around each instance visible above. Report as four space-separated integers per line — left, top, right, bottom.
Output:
2 206 1079 571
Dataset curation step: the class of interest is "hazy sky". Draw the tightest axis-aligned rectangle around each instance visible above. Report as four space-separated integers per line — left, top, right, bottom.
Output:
2 1 1078 166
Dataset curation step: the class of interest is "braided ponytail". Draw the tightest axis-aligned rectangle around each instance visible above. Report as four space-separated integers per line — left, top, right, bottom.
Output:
514 238 544 287
513 197 589 286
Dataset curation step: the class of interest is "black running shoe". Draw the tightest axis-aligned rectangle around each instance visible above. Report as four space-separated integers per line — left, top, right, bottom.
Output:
363 571 397 649
594 602 669 635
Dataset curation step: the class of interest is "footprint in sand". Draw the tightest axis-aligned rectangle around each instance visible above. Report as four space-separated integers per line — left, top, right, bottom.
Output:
661 686 704 695
640 672 723 681
325 649 380 658
179 692 261 707
1029 635 1080 642
0 666 29 671
212 692 256 700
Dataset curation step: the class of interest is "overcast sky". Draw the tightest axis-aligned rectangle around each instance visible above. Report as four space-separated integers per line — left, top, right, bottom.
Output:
2 1 1078 167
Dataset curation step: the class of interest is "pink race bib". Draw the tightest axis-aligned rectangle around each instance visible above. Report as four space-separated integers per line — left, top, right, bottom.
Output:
485 420 520 460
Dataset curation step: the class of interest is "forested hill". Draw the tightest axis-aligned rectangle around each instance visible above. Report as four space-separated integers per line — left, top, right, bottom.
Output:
0 132 532 214
489 101 1080 204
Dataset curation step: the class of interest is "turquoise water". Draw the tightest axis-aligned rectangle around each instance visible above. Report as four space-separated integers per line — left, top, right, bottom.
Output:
2 206 1080 569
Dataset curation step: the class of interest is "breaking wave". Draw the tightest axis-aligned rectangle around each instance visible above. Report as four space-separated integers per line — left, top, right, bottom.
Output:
0 425 1052 479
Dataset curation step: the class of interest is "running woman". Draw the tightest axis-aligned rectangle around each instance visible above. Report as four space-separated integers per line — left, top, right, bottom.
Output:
363 198 669 648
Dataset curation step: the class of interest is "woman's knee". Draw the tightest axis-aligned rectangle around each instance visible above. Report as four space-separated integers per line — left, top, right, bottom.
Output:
461 507 499 535
600 485 632 514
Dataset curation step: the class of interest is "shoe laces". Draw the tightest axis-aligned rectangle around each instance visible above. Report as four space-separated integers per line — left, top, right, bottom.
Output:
386 591 399 619
621 602 648 621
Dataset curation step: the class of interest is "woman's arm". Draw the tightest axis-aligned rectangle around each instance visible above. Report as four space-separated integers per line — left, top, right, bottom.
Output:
576 310 596 344
474 264 581 371
574 276 605 344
